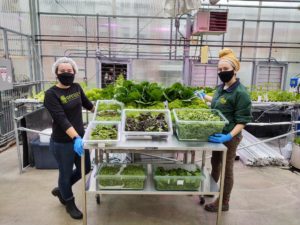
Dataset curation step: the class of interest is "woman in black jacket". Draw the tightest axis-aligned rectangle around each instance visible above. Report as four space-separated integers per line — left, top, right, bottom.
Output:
44 57 94 219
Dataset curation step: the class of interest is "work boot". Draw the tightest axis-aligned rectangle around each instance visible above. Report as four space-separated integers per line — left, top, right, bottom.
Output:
51 187 66 205
204 199 229 212
65 198 83 220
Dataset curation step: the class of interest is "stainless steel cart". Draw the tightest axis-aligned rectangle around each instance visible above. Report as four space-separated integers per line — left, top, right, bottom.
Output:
81 135 227 225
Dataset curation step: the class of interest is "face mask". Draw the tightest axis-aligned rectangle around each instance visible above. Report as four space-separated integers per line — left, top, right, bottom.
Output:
218 70 234 83
57 72 75 86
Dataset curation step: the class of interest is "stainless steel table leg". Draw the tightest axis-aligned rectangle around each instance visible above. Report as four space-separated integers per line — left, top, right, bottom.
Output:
95 148 99 165
191 151 195 163
81 150 87 225
183 153 187 163
105 152 109 163
201 150 206 168
12 101 23 174
216 149 227 225
199 150 206 205
100 148 104 163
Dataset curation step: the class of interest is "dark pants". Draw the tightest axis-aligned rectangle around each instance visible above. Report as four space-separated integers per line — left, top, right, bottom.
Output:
49 139 91 201
210 134 242 203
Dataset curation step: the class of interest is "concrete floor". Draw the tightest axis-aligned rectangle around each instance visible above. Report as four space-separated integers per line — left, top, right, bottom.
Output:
0 146 300 225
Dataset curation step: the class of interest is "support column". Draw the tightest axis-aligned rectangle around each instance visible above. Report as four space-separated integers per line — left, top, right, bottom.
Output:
182 14 192 85
29 0 42 91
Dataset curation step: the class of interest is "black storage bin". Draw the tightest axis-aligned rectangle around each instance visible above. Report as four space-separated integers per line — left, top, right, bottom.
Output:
30 139 58 169
245 108 291 138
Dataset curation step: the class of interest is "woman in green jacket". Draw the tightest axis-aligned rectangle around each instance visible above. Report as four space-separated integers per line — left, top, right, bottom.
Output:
196 48 252 212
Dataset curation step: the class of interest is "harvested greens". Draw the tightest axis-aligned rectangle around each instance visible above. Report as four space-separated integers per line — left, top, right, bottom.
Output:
99 165 123 187
90 124 118 140
95 101 122 121
120 165 146 189
98 164 146 190
153 165 202 191
175 109 221 121
96 110 121 121
125 111 169 132
174 109 227 141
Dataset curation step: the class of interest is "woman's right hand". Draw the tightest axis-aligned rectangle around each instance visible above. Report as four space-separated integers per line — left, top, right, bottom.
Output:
194 90 206 98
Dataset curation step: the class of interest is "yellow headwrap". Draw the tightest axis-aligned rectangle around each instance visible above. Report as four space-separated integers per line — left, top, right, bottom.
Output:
219 48 240 72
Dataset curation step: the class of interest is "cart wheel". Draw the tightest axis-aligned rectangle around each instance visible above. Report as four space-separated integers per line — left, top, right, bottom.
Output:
199 196 205 205
96 194 101 205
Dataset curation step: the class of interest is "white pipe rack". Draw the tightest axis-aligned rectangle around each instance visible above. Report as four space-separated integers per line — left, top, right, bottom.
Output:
238 130 290 167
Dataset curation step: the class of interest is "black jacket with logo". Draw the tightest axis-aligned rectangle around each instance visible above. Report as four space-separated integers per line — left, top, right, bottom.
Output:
44 83 93 143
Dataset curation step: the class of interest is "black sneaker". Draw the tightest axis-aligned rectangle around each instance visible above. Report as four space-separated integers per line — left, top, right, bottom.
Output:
51 187 66 205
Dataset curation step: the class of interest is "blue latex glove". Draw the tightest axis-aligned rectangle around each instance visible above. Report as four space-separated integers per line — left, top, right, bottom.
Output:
194 90 206 99
73 136 84 156
208 133 232 143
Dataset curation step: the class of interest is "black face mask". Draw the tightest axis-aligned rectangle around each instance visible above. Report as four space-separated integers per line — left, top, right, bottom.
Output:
57 72 75 86
218 70 234 83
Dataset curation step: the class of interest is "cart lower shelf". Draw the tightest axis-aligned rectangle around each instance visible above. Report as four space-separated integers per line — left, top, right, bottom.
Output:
86 164 219 195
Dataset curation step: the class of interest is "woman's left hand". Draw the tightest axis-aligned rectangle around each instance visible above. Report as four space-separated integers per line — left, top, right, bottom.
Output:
208 133 232 143
73 137 84 156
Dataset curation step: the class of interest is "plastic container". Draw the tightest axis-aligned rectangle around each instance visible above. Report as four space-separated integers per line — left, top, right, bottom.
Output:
83 121 121 145
39 128 52 143
96 164 147 190
30 139 58 169
173 108 228 141
152 164 204 191
93 100 124 121
122 109 173 139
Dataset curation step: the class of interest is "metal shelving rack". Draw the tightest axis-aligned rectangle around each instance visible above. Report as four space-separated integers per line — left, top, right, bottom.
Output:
81 135 227 225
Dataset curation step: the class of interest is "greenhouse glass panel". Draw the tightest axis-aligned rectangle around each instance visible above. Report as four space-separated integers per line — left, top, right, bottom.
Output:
131 59 182 87
225 21 243 42
86 58 97 88
273 22 300 43
0 31 4 57
40 15 86 36
257 22 272 43
38 0 162 17
42 57 55 81
259 7 299 20
255 48 270 60
228 6 259 20
0 0 31 34
243 21 257 42
7 33 30 56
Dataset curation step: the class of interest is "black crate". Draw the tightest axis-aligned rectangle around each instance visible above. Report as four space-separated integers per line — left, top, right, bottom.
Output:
245 109 291 138
30 139 58 169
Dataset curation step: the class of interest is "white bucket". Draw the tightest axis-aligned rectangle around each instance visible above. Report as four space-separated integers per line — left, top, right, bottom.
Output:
39 128 52 143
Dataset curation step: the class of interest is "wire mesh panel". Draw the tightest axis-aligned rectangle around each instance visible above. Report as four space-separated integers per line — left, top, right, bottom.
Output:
0 83 40 146
0 23 38 146
0 0 31 34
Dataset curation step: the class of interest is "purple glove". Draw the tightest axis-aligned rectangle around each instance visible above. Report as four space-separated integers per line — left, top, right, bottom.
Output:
208 133 232 143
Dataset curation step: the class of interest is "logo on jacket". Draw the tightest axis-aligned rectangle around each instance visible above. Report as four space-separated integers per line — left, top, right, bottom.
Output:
60 92 80 104
60 95 67 104
219 96 227 104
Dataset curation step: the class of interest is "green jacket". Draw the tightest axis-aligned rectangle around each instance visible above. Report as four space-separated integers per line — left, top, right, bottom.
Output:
211 79 252 134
